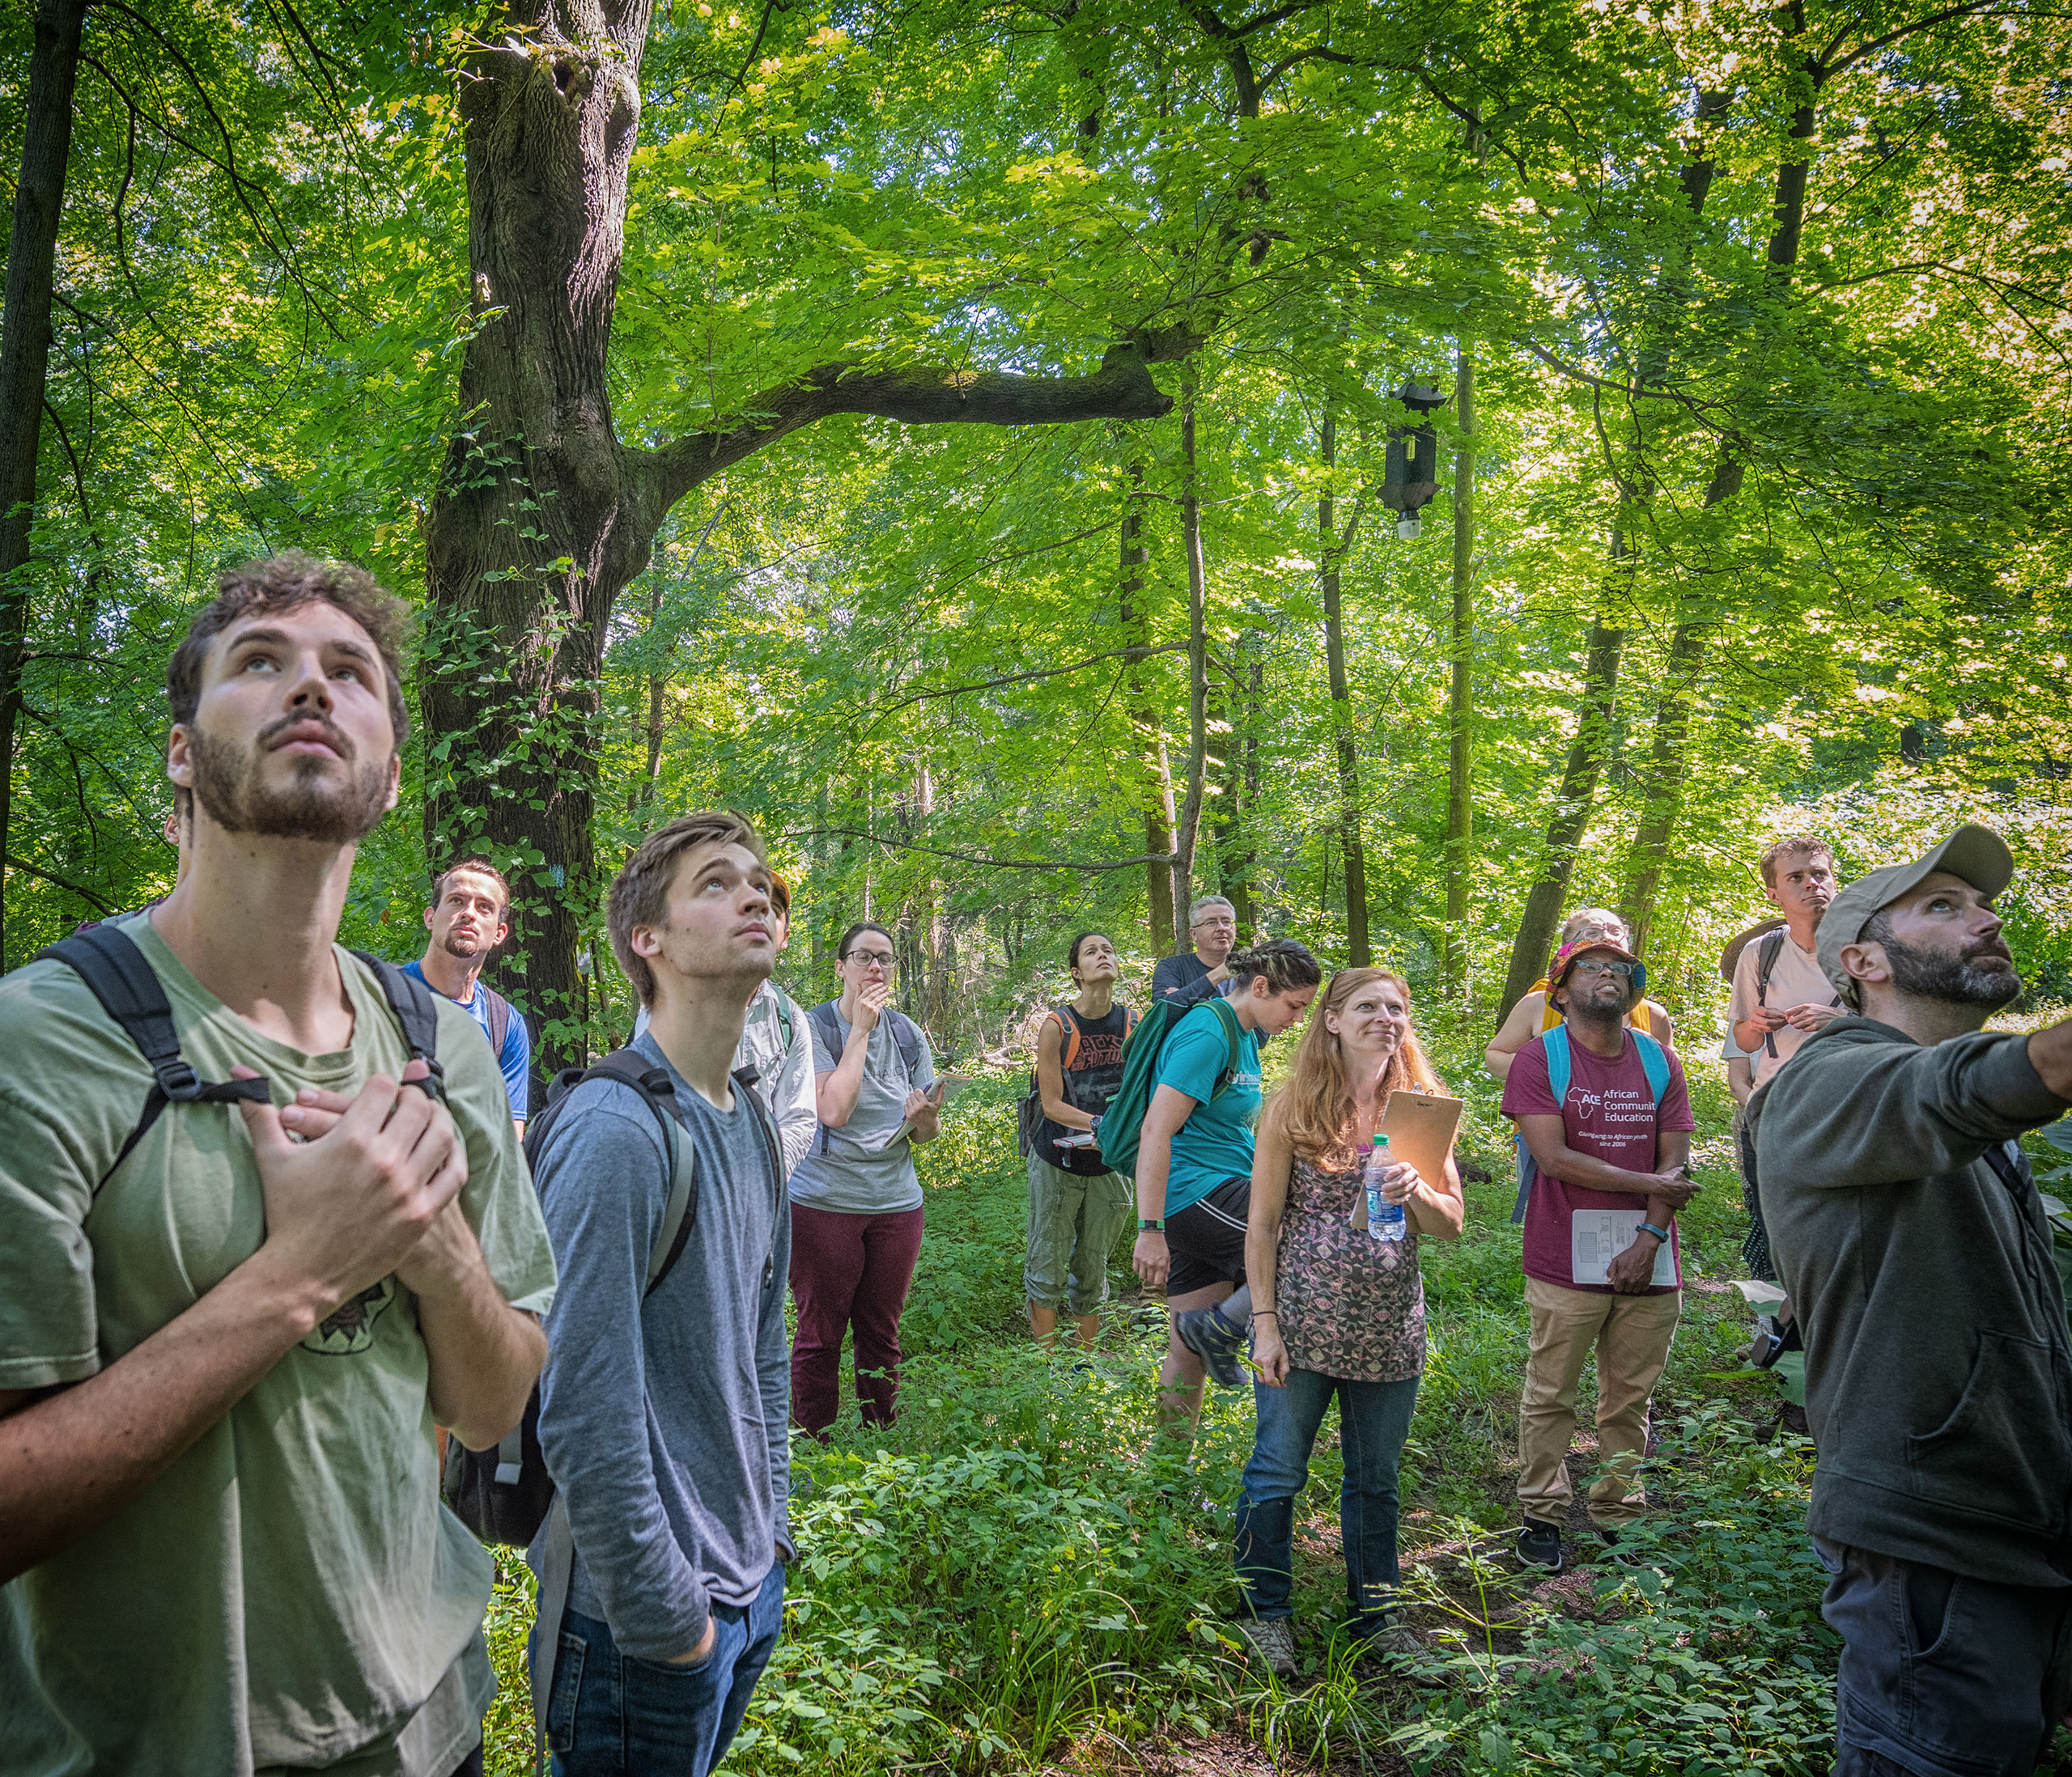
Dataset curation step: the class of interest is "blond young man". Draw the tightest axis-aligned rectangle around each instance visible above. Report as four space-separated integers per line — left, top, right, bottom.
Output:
0 554 554 1777
527 812 791 1776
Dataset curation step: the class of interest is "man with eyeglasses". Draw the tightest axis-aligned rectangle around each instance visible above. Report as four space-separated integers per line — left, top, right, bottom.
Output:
1152 896 1242 1007
1501 936 1699 1574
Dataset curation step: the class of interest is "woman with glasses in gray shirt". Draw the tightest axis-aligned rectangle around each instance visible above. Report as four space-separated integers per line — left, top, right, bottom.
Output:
789 921 943 1436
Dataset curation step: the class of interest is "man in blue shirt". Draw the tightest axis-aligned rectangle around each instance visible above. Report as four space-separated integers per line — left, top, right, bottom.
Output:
407 859 531 1130
1150 896 1240 1007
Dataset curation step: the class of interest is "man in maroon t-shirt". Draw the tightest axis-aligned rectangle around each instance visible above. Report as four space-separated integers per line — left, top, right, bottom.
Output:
1501 938 1700 1574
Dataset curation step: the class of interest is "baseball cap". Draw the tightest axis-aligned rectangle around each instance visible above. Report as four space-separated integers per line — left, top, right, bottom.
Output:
1549 939 1647 999
1815 824 2014 1000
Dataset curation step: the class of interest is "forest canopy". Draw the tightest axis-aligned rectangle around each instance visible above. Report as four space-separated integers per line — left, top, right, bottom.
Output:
5 0 2070 1060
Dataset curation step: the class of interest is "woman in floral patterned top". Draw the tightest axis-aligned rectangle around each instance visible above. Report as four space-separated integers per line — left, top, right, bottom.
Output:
1230 969 1464 1677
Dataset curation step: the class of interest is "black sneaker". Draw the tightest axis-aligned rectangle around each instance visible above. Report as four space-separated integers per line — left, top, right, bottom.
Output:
1174 1305 1250 1388
1594 1525 1636 1565
1516 1518 1564 1572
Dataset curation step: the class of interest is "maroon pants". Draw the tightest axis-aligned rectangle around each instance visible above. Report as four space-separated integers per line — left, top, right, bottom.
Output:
788 1202 925 1436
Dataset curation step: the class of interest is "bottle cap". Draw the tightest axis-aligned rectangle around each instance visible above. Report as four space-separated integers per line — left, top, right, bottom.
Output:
1374 1133 1390 1147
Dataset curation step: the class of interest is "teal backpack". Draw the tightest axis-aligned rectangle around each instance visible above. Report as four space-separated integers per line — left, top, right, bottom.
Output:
1509 1024 1671 1224
1094 996 1246 1181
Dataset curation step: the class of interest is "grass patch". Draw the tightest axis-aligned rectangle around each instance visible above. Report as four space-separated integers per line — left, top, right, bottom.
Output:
482 1024 1860 1773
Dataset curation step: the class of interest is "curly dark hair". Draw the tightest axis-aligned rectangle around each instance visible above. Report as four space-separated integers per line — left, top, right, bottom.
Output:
166 552 412 742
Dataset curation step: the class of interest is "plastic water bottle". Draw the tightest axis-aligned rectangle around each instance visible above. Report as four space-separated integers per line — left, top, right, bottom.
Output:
1365 1133 1406 1243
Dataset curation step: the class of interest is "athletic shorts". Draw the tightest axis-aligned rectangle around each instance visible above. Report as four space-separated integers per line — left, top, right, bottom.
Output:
1166 1176 1250 1298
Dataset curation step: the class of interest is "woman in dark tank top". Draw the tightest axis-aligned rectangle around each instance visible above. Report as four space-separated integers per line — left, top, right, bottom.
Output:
1025 932 1136 1350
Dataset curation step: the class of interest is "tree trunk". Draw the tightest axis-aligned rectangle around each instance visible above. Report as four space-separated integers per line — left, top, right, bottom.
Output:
1443 344 1475 994
1499 102 1734 1012
1118 458 1177 955
0 0 88 961
1617 620 1705 953
418 6 1176 1077
1497 594 1628 1019
1169 373 1211 930
1615 55 1819 939
1215 627 1261 935
1318 407 1369 966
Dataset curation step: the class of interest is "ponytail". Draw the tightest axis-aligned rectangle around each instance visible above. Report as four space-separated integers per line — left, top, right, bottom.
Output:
1224 938 1323 998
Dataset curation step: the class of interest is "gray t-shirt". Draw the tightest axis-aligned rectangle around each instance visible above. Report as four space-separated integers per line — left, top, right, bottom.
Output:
789 1005 936 1214
528 1033 791 1659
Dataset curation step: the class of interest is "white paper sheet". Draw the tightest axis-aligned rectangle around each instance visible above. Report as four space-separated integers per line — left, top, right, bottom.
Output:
1570 1209 1677 1287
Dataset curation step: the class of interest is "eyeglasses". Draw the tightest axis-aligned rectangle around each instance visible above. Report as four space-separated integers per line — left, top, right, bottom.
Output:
1569 957 1636 978
845 950 896 970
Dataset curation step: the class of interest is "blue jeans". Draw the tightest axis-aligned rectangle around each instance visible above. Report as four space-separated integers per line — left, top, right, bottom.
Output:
536 1562 786 1776
1234 1368 1420 1635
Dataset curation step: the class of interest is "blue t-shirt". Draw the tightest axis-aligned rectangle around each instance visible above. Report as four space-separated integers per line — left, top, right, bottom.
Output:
1154 1001 1262 1217
402 960 530 1120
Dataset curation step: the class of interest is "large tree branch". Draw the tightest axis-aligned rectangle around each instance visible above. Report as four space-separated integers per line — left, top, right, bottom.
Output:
780 827 1173 873
647 340 1179 508
5 853 116 914
869 641 1191 727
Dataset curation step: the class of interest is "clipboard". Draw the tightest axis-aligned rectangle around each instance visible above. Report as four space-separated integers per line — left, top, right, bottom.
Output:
876 1075 973 1151
1348 1091 1464 1231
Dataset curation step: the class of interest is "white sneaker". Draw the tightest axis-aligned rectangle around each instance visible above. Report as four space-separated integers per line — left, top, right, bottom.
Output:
1234 1616 1297 1677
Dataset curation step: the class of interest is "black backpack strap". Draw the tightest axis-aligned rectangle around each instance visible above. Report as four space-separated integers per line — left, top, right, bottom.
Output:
348 951 447 1102
479 983 512 1061
36 927 272 1190
888 1009 923 1084
806 1002 844 1155
583 1050 699 1293
1754 931 1787 1060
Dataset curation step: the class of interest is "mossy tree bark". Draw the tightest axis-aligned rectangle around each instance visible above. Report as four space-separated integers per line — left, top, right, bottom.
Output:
422 3 1178 1075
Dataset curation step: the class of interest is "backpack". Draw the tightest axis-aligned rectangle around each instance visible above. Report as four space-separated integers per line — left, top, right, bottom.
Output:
461 1049 781 1771
805 999 923 1154
441 1049 706 1547
1751 929 1838 1061
1092 996 1245 1181
34 925 446 1192
1509 1024 1671 1224
1017 1003 1140 1160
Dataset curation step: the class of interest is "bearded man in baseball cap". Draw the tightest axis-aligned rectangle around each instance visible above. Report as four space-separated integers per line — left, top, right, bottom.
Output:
1750 824 2072 1777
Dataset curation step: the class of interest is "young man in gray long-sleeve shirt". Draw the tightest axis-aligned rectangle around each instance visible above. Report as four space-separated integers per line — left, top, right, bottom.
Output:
1751 824 2072 1777
528 812 792 1776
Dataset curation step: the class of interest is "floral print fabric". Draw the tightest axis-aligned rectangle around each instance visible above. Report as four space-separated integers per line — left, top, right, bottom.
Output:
1276 1149 1426 1384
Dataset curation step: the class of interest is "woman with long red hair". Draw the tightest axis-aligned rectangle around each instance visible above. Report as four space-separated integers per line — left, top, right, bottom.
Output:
1231 968 1464 1677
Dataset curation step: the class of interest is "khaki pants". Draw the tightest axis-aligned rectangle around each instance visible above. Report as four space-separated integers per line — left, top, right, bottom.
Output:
1518 1275 1681 1528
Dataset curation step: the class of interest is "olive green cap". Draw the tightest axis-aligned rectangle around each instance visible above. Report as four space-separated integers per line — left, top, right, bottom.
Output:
1815 824 2014 1000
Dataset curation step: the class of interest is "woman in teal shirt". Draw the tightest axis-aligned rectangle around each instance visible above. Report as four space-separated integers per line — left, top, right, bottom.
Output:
1132 939 1322 1440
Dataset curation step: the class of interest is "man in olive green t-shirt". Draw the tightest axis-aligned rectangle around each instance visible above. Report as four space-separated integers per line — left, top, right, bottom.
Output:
0 556 557 1776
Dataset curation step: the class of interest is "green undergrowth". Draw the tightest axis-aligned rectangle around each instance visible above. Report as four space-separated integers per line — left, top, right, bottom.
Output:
482 1033 1866 1775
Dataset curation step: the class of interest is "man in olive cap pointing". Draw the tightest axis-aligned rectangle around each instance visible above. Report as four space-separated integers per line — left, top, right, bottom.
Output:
1751 825 2072 1777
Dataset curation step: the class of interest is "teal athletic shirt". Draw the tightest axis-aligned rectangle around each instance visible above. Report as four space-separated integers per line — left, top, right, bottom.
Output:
1155 1000 1263 1217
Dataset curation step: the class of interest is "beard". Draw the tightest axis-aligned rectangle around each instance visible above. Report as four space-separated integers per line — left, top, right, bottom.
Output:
1880 930 2023 1010
441 929 488 960
188 719 393 844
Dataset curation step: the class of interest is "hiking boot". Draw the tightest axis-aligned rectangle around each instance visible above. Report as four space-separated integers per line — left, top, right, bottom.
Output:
1593 1525 1637 1565
1357 1621 1445 1687
1516 1518 1564 1573
1174 1304 1251 1388
1233 1616 1297 1677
